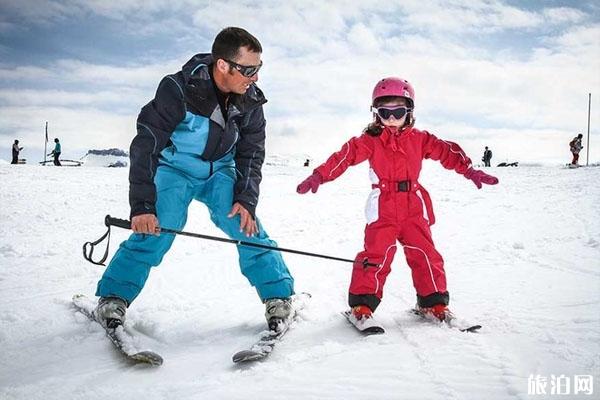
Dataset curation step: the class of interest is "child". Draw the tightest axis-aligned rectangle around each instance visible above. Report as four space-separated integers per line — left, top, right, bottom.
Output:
297 77 498 332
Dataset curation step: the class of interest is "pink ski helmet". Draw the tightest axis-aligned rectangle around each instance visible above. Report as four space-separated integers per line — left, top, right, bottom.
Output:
372 77 415 108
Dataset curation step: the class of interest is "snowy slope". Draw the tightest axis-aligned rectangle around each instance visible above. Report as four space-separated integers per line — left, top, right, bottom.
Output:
0 162 598 400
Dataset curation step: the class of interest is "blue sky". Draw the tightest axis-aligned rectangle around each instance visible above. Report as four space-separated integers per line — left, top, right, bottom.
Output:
1 0 599 164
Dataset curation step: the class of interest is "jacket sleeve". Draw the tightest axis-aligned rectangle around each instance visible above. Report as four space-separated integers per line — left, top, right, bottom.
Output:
421 131 472 175
129 76 186 217
314 134 373 182
233 105 266 219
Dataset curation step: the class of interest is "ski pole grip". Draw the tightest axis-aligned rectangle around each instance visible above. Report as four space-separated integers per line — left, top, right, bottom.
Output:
105 215 131 230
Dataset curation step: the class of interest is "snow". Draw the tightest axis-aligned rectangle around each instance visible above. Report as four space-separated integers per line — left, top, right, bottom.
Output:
80 149 129 168
0 161 598 399
81 154 128 168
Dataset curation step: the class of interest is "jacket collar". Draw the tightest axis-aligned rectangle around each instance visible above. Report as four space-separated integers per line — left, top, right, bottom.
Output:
181 53 267 127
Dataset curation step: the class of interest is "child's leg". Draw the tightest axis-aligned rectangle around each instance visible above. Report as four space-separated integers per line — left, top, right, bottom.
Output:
348 221 398 312
400 217 449 308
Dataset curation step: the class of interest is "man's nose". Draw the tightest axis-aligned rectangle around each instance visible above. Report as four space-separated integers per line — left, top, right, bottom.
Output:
250 73 259 83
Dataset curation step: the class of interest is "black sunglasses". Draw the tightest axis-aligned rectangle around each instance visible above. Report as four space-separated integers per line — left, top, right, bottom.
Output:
224 59 263 77
372 106 411 120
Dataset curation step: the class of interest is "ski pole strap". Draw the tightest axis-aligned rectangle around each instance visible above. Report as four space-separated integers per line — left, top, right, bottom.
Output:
82 216 131 266
83 225 111 266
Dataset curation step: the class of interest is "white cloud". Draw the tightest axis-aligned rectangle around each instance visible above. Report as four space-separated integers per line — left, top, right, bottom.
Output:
0 0 86 24
397 0 544 34
347 23 380 54
0 58 184 90
543 7 587 24
550 24 600 53
1 1 598 164
0 88 146 109
0 105 134 156
54 59 178 89
0 65 56 80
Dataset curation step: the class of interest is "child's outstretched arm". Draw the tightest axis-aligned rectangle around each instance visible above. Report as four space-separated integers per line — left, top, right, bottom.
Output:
297 135 373 195
422 132 498 189
463 168 498 189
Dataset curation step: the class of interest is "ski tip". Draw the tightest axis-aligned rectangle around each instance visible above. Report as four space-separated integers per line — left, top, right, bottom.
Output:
342 310 385 335
131 351 164 366
459 325 482 333
232 350 266 363
362 326 385 335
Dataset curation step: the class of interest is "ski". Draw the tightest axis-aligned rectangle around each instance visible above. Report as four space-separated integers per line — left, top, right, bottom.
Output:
410 308 482 333
342 310 385 335
232 292 311 363
72 294 163 366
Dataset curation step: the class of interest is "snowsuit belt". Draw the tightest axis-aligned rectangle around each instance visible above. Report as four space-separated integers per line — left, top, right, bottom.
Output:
372 179 416 192
371 179 436 226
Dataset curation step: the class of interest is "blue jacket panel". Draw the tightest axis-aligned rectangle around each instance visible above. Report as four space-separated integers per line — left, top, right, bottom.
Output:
159 112 235 178
129 53 267 218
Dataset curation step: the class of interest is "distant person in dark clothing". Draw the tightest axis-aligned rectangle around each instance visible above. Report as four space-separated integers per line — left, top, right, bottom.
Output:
11 140 23 164
48 138 61 166
569 134 583 165
482 146 492 167
304 159 310 167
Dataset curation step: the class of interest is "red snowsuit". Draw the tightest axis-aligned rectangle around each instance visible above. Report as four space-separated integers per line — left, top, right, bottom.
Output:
314 126 472 311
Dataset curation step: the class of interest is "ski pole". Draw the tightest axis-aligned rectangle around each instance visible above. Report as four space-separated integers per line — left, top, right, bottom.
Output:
83 215 378 267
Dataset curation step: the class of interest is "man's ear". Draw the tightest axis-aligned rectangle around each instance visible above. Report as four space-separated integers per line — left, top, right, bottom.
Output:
215 59 229 73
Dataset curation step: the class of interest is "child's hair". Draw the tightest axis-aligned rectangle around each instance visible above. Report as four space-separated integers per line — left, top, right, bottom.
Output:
364 95 415 136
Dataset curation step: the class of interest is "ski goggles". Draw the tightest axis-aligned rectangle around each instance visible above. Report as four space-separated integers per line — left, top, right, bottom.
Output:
372 106 411 120
224 59 263 77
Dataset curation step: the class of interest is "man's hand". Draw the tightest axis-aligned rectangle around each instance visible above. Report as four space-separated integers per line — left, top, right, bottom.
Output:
131 213 160 235
228 202 258 237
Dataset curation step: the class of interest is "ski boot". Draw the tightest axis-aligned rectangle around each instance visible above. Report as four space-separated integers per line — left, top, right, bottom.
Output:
93 296 127 329
264 298 292 332
416 303 454 322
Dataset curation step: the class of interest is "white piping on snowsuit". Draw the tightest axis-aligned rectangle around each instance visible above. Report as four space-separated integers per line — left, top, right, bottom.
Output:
375 243 397 294
402 244 439 293
415 189 429 223
440 139 470 165
328 142 350 177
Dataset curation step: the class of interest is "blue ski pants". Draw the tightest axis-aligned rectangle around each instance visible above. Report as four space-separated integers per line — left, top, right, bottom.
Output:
95 166 294 304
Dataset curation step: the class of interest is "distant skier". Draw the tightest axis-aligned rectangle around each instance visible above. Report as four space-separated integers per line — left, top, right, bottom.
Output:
569 134 583 166
11 139 23 164
482 146 492 167
48 138 61 166
297 77 498 332
304 159 310 167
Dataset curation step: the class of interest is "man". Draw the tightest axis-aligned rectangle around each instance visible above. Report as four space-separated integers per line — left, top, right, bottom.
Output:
482 146 492 167
11 140 23 164
94 27 295 332
48 138 61 166
569 134 583 165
